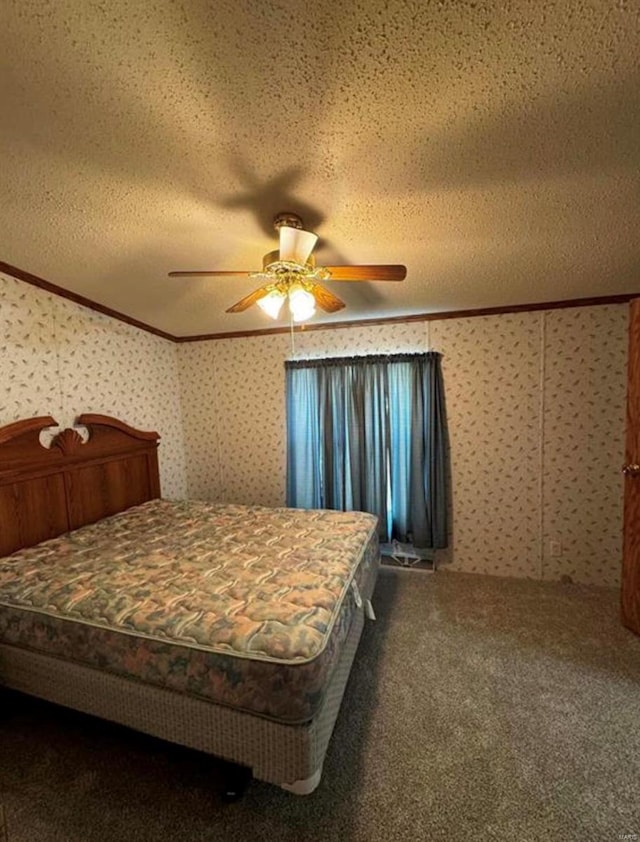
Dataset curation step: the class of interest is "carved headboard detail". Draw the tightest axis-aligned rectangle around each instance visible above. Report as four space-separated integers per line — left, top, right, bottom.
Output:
52 427 85 456
0 414 161 558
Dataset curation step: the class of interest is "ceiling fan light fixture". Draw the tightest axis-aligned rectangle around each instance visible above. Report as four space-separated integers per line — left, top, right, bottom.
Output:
257 288 286 319
289 283 316 322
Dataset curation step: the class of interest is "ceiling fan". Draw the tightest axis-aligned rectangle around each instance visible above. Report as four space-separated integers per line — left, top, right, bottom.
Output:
168 212 406 323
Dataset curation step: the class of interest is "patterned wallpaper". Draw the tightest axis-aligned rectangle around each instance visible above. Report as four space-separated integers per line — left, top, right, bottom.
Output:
0 272 187 498
179 333 291 508
178 306 629 587
542 306 627 586
429 314 543 579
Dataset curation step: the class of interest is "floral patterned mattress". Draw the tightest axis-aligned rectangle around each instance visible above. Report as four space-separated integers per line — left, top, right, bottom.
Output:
0 499 379 724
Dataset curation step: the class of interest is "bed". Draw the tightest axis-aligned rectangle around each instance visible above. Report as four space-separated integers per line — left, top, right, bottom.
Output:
0 414 380 795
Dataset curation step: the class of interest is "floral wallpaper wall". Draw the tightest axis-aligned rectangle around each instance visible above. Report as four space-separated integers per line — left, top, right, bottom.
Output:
0 271 187 498
429 313 543 580
178 305 629 587
179 333 291 507
541 306 627 585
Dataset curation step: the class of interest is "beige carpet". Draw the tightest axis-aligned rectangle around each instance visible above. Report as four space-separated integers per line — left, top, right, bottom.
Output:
1 569 640 841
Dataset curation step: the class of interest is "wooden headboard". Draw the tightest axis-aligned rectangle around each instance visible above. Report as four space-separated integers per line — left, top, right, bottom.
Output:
0 414 161 557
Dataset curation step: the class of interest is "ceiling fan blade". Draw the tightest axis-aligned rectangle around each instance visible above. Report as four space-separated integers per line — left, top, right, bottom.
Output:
311 284 346 313
168 270 253 278
226 286 270 313
279 226 318 265
324 265 407 282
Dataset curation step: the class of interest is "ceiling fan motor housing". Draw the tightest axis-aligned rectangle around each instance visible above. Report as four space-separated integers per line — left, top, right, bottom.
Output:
273 212 303 231
262 250 316 271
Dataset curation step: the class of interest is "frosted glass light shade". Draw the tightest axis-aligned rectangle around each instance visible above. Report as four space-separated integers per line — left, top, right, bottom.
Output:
289 285 316 322
279 226 318 265
257 289 286 319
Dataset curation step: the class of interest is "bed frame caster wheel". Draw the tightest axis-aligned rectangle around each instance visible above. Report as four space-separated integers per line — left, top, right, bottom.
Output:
221 764 252 802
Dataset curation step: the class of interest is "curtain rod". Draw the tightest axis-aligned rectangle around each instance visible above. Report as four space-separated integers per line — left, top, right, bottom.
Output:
285 351 442 369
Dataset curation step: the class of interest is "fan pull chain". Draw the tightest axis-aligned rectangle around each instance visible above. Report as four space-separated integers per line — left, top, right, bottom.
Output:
290 310 296 356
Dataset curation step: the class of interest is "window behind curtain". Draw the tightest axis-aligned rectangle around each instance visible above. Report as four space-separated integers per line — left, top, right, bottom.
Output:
285 353 448 550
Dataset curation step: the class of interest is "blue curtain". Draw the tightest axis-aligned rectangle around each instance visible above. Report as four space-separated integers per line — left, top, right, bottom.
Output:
285 353 448 550
286 366 322 508
387 355 448 549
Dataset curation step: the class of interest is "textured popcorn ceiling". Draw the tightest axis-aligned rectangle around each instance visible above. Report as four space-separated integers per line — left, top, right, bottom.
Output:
1 0 639 336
